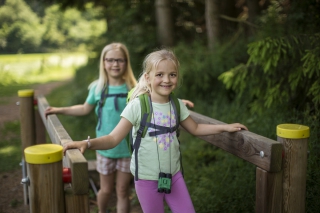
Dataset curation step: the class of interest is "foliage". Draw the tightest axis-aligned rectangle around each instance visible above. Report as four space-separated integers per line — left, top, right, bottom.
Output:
99 0 158 77
216 1 320 212
0 0 44 53
41 3 106 52
219 34 320 115
173 37 249 114
218 1 320 115
0 0 106 53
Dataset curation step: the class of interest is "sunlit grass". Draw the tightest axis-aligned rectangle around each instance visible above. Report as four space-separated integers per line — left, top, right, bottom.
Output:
0 52 89 86
0 146 18 154
0 121 22 173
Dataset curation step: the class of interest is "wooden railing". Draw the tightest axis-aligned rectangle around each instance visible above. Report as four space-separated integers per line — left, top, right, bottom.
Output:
19 91 309 213
189 111 284 212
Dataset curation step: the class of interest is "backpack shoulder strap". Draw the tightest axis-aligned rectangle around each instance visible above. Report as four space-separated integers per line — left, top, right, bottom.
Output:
169 94 184 176
97 85 108 130
131 93 152 180
170 93 180 136
139 93 153 137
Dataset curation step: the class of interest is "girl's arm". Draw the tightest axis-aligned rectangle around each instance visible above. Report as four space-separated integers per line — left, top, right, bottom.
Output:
63 117 133 154
45 102 94 117
180 116 248 136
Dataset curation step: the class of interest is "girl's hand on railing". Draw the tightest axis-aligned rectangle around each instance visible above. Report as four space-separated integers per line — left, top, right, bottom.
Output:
63 141 87 155
45 106 59 118
226 123 248 132
181 99 194 108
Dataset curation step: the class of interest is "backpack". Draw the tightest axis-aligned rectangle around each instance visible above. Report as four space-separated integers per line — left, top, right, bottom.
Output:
126 92 182 180
97 84 128 130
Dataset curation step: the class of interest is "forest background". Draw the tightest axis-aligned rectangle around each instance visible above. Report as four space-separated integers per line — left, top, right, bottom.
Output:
0 0 319 212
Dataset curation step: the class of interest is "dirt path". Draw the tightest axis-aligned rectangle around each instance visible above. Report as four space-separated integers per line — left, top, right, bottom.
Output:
0 80 72 128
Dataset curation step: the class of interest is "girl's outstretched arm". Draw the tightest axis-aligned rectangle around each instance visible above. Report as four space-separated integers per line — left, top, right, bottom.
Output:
180 116 248 136
45 102 94 117
63 118 133 154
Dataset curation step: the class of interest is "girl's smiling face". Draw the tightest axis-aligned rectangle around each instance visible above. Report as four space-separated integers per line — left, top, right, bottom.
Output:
146 59 178 103
104 49 127 81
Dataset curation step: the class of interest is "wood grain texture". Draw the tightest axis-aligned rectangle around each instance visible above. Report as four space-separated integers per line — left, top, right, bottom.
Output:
27 161 65 213
278 137 308 213
19 95 36 157
256 167 282 213
64 187 90 213
189 110 282 172
35 108 46 144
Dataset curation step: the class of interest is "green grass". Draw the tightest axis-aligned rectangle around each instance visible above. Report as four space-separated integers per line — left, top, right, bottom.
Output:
0 121 22 172
0 52 88 86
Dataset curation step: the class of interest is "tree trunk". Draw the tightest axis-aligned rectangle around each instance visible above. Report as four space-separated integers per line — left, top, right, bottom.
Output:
205 0 220 51
155 0 174 47
246 0 260 23
246 0 261 35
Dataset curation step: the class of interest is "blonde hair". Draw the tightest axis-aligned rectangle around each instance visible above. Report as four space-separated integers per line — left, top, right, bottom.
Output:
129 49 180 101
91 43 137 94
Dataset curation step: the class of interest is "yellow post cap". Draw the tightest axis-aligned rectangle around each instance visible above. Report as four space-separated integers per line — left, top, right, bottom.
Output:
18 89 34 97
277 124 310 139
24 144 63 164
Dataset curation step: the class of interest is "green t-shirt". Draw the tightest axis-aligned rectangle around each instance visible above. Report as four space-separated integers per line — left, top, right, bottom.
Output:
86 83 130 158
121 97 190 180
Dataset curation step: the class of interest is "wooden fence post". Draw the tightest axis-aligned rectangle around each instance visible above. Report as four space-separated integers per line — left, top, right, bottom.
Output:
34 100 46 144
277 124 309 213
18 89 36 154
18 89 36 205
24 144 65 213
255 167 282 213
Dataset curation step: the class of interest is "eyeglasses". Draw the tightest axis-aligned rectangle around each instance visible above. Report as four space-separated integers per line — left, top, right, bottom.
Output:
104 58 126 64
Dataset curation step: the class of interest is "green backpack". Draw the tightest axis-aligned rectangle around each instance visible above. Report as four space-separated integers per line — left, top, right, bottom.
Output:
126 92 182 180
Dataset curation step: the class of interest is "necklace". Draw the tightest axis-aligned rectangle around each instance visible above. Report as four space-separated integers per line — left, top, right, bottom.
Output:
151 99 172 175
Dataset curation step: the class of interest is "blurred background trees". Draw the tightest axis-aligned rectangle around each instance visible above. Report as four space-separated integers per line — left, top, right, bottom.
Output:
1 0 319 212
0 0 106 53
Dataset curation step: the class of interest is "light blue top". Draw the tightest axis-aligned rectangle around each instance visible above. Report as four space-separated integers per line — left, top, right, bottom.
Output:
86 83 130 158
121 97 190 180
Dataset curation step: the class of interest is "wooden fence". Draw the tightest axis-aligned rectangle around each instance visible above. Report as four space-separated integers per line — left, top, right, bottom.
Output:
19 90 309 213
19 91 89 213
